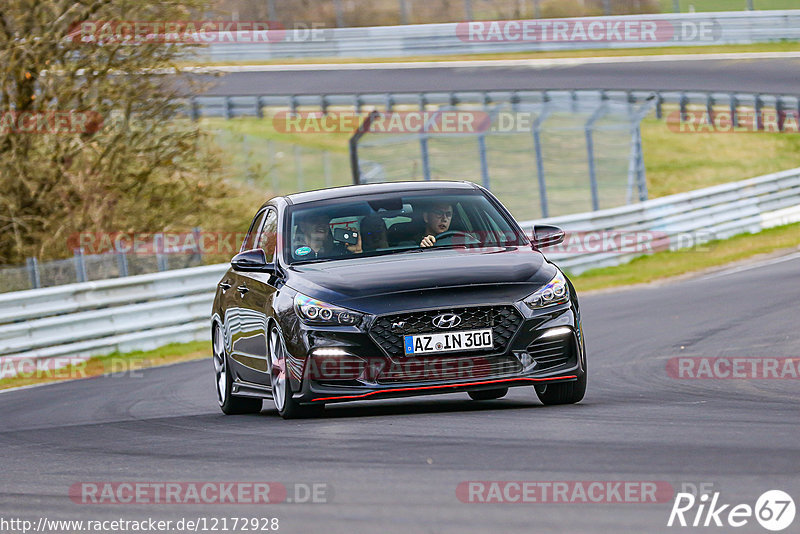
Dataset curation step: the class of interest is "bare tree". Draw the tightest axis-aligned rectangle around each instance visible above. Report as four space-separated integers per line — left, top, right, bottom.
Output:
0 0 237 263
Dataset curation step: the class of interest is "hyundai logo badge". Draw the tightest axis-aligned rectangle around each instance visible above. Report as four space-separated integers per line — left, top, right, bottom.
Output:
432 313 462 329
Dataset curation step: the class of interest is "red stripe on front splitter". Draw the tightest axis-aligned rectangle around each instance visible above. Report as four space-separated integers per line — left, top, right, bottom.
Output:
312 375 577 402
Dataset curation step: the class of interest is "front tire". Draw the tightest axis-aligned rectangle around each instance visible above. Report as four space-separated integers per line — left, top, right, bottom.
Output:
468 387 508 400
534 371 586 405
268 324 324 419
213 323 262 415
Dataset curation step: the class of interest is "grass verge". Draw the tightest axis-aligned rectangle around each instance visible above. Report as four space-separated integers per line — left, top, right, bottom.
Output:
0 341 209 391
571 222 800 292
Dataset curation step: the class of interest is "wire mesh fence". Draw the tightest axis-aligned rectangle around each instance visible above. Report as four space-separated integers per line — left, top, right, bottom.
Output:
353 93 653 220
211 129 352 195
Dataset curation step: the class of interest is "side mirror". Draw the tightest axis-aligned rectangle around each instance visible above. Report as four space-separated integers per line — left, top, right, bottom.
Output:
231 249 276 273
532 225 565 249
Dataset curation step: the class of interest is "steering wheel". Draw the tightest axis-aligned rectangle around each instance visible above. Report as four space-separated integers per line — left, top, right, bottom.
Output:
434 230 481 246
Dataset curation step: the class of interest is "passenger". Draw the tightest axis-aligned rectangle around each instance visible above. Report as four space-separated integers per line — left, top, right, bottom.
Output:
293 212 361 260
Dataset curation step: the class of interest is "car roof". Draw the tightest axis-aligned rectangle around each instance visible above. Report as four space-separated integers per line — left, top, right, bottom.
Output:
282 181 479 205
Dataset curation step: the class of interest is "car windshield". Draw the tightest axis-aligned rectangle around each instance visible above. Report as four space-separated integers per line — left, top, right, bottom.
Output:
285 190 527 264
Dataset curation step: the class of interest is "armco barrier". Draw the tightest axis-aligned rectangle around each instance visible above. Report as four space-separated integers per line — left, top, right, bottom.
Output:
1 168 799 377
197 11 800 61
518 167 800 274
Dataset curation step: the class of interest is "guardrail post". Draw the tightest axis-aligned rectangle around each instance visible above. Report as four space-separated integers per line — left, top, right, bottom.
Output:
255 96 263 119
224 96 233 120
289 95 297 115
190 97 199 121
679 92 688 122
655 92 663 119
746 0 754 9
267 0 277 21
776 97 785 132
464 0 473 21
603 0 611 16
26 257 41 289
156 253 168 272
73 248 87 283
117 251 129 277
730 93 738 127
755 94 763 131
192 227 203 263
706 93 714 124
673 0 680 12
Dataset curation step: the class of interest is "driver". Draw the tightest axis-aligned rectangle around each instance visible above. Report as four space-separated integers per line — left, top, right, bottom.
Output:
417 203 453 248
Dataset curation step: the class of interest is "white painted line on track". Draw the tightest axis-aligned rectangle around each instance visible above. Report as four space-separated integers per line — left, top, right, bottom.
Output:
188 51 800 73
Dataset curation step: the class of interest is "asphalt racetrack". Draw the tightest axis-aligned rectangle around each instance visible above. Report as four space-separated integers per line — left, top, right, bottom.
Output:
200 56 800 95
1 252 798 533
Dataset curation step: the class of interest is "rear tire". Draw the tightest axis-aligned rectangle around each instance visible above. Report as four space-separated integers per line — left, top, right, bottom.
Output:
534 371 586 405
468 387 508 400
213 323 263 415
268 324 324 419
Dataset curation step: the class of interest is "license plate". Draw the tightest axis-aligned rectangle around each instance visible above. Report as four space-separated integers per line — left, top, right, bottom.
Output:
404 328 493 355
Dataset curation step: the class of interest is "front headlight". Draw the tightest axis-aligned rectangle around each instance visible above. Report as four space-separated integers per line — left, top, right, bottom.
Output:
294 293 363 326
523 271 569 309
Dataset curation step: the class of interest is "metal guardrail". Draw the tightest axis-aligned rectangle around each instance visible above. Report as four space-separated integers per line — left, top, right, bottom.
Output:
518 167 800 274
197 11 800 61
1 168 798 376
189 90 800 124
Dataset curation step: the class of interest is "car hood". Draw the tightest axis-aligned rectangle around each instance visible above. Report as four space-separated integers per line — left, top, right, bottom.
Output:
284 247 558 314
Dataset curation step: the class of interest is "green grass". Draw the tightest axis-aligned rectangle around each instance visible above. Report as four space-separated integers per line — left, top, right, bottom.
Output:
571 222 800 292
0 341 209 391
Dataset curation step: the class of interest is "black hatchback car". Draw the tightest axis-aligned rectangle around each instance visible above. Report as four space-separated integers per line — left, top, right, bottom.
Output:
211 181 586 418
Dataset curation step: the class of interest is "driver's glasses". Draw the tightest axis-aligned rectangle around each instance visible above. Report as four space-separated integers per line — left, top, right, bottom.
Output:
431 209 453 220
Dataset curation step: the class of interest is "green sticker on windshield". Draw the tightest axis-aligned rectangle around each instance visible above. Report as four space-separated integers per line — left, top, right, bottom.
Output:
295 246 312 256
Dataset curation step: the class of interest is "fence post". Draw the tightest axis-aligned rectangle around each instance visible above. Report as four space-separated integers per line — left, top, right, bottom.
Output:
324 151 332 187
673 0 680 12
585 103 608 212
26 257 41 289
73 248 87 283
603 0 611 15
334 0 345 27
192 227 203 263
294 145 304 191
420 135 431 181
117 251 129 277
533 0 540 18
399 0 410 24
464 0 473 21
478 134 490 190
267 140 279 193
267 0 277 21
746 0 754 10
532 101 551 218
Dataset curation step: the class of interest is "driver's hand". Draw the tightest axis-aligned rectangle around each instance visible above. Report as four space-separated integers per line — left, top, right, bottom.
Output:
420 235 436 248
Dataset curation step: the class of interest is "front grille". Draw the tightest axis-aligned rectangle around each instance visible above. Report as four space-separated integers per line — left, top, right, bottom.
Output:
526 335 575 371
369 305 522 358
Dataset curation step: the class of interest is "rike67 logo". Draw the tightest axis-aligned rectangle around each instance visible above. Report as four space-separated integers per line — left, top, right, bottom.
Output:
668 490 795 531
